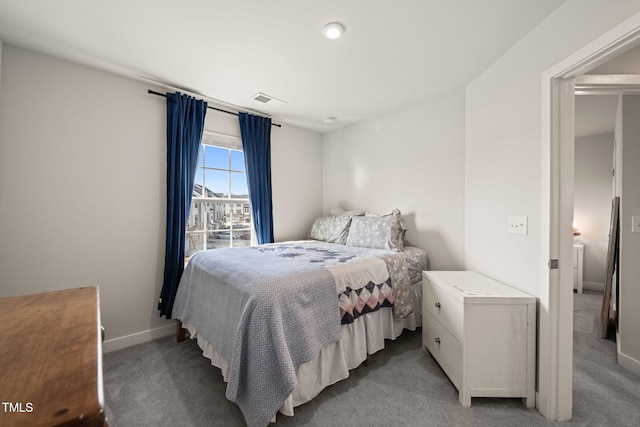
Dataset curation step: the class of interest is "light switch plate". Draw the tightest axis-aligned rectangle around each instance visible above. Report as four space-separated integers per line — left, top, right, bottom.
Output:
632 216 640 233
508 216 528 235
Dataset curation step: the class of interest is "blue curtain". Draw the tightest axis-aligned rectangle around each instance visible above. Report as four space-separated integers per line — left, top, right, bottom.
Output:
159 92 207 318
239 112 274 244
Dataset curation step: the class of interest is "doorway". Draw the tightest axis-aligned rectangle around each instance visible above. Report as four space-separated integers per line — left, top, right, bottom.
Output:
543 14 640 421
573 95 617 295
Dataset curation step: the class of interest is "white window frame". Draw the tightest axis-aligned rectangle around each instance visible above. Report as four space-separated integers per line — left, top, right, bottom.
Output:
185 131 253 259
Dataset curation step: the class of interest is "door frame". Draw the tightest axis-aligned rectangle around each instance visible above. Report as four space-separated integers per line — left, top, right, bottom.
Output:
540 12 640 421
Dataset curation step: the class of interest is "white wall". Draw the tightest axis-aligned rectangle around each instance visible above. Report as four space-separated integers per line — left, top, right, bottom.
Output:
465 0 640 418
574 132 614 288
322 89 466 270
0 44 323 350
466 0 640 292
271 124 323 241
620 95 640 368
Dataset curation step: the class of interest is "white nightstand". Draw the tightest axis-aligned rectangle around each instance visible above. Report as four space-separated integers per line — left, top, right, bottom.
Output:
573 244 584 294
422 271 536 408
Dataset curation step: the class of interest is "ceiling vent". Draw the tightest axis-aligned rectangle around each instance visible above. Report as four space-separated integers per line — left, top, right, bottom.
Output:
251 92 287 106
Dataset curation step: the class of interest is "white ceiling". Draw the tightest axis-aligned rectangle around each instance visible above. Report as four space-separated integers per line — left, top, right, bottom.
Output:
0 0 565 132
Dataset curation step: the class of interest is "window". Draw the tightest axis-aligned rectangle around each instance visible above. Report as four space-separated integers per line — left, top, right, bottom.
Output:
185 132 252 261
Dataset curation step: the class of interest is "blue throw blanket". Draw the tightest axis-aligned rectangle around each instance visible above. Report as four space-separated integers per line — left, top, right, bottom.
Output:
172 245 342 427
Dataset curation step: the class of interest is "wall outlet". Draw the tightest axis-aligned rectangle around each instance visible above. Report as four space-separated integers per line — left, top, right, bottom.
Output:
508 216 528 235
632 216 640 233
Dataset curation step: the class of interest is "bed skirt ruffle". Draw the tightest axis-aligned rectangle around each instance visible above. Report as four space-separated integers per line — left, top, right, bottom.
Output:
182 282 422 420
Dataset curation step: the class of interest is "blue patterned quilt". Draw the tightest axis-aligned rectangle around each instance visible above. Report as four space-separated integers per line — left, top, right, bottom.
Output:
172 240 422 427
255 242 398 324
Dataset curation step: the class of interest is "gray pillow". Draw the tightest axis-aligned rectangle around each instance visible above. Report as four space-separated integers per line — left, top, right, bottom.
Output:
346 209 406 251
309 216 352 244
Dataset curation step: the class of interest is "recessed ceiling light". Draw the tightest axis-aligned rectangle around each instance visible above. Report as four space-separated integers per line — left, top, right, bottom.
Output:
323 117 337 124
322 22 345 40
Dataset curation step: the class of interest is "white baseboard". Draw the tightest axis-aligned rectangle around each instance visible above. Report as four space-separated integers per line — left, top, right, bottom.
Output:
583 281 604 292
618 350 640 377
102 322 176 354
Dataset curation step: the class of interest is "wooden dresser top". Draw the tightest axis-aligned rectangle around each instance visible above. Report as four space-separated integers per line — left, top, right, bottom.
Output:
0 287 106 427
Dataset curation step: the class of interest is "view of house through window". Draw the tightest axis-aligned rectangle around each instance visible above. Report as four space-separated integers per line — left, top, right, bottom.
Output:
185 132 252 261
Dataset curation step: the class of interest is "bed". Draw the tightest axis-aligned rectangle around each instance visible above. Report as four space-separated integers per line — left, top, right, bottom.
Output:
172 210 428 427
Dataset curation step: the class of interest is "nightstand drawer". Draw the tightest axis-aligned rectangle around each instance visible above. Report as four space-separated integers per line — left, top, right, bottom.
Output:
423 310 461 389
422 278 463 339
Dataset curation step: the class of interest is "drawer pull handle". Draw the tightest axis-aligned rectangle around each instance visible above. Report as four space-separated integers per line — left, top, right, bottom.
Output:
435 302 441 309
434 337 441 344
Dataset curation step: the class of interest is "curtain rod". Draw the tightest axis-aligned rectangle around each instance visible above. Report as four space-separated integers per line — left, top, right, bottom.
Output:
147 90 282 128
